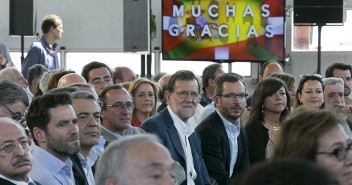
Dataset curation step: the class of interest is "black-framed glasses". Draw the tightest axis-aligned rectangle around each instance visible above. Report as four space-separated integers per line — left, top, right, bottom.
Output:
105 102 135 111
173 91 200 100
2 104 23 122
219 93 248 100
316 139 352 161
0 139 29 153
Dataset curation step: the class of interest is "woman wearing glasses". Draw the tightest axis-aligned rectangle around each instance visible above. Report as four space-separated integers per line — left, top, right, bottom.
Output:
294 74 324 110
128 78 158 127
272 107 352 185
246 77 291 164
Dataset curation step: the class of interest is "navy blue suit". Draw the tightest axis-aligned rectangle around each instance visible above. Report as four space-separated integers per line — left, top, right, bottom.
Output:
140 108 211 185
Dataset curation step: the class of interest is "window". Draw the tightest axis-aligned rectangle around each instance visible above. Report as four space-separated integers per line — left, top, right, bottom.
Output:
293 10 352 51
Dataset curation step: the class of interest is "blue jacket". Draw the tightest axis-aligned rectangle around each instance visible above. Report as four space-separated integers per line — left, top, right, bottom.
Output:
141 108 211 185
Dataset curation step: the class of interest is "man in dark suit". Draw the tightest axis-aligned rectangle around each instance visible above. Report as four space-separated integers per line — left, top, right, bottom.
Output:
196 73 250 185
141 70 211 185
0 117 38 185
70 91 103 185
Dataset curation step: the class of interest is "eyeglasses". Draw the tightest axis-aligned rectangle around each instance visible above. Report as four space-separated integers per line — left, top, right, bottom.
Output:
173 91 199 100
219 93 248 100
105 102 135 111
0 139 29 153
2 104 24 122
316 139 352 161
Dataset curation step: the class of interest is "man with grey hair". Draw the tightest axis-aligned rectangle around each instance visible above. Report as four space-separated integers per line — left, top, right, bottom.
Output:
95 134 175 185
0 82 29 127
0 67 28 89
323 77 352 137
70 91 102 185
0 117 38 184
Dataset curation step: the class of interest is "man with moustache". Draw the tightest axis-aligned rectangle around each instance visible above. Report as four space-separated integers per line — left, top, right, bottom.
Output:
70 91 102 185
322 77 352 137
325 63 352 126
26 92 80 185
196 73 250 185
141 70 211 185
0 117 38 185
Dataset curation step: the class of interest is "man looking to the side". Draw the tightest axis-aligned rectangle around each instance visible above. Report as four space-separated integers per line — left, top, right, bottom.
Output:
27 92 80 185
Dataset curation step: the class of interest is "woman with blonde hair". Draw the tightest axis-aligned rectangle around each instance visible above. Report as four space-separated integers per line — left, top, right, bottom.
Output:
128 78 158 127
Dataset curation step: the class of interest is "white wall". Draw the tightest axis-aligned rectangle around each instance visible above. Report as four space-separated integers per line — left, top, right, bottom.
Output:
1 0 352 87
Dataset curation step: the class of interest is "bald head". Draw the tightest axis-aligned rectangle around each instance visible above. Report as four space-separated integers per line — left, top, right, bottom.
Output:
259 62 283 81
57 73 87 88
158 74 171 88
113 66 138 84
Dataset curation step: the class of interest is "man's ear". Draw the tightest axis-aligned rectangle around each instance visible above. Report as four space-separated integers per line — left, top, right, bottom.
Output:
32 127 46 144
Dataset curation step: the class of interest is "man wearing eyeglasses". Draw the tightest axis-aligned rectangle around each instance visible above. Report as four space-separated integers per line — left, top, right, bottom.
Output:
0 82 29 128
0 117 39 185
141 70 211 185
196 73 250 185
99 85 145 143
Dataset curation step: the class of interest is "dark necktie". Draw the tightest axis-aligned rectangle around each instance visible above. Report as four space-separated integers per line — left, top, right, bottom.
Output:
28 182 36 185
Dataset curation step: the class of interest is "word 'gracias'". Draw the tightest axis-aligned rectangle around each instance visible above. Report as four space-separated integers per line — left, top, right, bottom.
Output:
168 4 275 38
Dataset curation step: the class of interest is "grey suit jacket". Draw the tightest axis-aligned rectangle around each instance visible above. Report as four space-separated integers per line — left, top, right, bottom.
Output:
101 125 145 143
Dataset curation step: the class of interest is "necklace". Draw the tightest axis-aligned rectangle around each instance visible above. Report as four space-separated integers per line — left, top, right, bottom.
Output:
264 116 281 131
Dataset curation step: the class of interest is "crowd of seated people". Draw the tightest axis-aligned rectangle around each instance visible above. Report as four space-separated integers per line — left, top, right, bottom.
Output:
1 56 352 185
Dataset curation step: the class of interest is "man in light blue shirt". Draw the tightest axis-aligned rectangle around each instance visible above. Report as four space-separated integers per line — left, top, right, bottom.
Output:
70 91 103 185
27 93 80 185
196 73 250 185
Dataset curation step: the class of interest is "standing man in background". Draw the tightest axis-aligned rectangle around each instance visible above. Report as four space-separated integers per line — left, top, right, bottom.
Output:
22 15 63 78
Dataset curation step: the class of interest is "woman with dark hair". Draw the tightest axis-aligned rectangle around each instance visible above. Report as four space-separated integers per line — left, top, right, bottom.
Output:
270 73 296 108
128 78 157 127
272 107 352 185
246 77 291 164
294 74 324 110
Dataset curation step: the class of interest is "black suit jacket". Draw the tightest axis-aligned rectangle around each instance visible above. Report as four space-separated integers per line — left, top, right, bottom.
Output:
70 154 89 185
196 111 250 185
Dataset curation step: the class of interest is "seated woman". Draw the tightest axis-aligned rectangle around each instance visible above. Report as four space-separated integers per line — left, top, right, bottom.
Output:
272 107 352 185
294 74 324 110
270 73 296 108
246 77 291 164
128 78 157 127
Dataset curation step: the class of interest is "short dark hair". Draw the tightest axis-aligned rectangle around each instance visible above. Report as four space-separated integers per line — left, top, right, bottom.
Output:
167 70 200 93
81 61 112 82
26 92 72 145
325 63 352 78
27 64 48 86
99 84 131 109
0 82 29 107
294 74 324 109
202 63 223 89
214 73 245 96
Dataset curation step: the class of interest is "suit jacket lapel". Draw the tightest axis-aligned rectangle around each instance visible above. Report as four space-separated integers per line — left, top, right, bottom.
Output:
164 109 186 160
